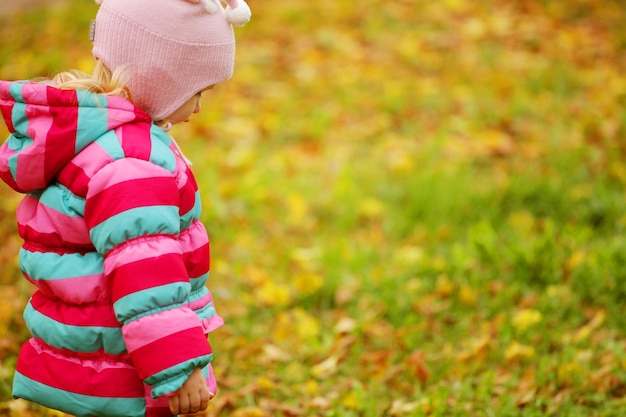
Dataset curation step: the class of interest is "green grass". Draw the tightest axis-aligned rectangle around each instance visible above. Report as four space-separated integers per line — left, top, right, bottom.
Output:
1 0 626 416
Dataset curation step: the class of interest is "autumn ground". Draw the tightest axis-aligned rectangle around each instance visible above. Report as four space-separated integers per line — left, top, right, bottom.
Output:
1 0 626 416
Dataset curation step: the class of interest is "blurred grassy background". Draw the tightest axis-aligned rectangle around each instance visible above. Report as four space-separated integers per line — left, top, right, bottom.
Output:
1 0 626 416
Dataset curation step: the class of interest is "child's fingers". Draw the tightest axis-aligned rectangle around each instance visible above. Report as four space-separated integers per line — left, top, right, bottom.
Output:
179 393 192 414
199 395 209 412
168 394 180 415
191 388 210 413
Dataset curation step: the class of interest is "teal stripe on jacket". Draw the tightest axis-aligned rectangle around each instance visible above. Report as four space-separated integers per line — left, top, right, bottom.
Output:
96 130 125 160
4 83 38 185
189 273 209 289
5 83 33 181
8 81 25 102
187 285 219 322
5 138 26 184
147 127 177 172
113 282 191 324
24 302 126 354
180 191 203 229
89 205 180 254
147 356 213 398
194 302 218 323
75 92 109 153
38 183 85 216
5 132 33 152
13 371 145 417
8 82 26 137
20 249 103 280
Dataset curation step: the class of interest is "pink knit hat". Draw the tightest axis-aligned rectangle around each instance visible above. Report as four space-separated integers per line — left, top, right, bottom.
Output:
92 0 251 121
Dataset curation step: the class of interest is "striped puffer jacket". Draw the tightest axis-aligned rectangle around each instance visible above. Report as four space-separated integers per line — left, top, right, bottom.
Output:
0 80 223 417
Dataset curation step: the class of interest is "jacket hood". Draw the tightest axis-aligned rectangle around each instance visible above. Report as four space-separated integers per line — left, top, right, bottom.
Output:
0 80 152 193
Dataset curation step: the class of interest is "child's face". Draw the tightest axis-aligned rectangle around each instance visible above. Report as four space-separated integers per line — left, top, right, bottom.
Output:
166 85 216 125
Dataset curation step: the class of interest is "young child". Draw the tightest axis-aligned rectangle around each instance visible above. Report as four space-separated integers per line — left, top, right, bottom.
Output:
0 0 250 416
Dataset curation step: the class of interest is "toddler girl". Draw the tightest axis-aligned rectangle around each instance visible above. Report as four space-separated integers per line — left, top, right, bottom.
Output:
0 0 250 416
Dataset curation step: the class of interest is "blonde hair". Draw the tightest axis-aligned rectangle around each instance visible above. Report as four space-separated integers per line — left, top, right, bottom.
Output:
50 60 172 127
52 60 131 101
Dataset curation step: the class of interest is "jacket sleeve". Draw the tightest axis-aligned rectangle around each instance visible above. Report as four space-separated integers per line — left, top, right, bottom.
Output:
84 157 212 398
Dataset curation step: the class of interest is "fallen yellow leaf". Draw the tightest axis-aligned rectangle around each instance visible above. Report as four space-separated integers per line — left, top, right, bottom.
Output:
459 284 479 306
232 406 267 417
512 309 542 333
257 282 292 307
293 273 323 296
311 355 339 378
505 341 535 363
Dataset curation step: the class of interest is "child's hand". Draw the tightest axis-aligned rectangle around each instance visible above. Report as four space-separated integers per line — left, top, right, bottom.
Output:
168 368 213 415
